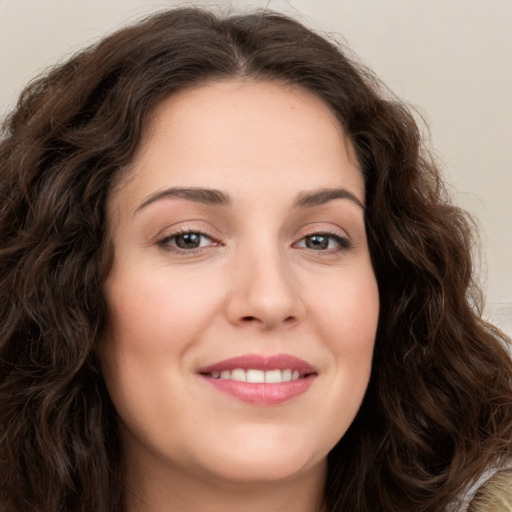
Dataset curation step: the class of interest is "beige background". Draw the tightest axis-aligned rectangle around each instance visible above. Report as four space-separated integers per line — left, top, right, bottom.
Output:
1 0 511 336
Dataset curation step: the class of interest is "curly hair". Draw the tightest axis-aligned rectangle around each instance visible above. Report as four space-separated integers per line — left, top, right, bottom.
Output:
0 7 511 512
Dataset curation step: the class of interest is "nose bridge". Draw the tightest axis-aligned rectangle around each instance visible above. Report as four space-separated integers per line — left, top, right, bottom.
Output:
226 233 304 329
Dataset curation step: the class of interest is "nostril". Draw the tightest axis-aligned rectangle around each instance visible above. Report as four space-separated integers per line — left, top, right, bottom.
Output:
239 315 297 325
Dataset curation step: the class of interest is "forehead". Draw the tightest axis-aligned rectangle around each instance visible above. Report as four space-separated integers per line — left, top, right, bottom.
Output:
110 79 364 214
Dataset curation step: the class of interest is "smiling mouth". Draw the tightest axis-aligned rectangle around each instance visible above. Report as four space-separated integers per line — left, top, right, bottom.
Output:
202 368 311 383
197 354 317 405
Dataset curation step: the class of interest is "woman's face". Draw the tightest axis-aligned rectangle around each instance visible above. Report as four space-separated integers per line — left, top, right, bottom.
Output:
101 80 379 490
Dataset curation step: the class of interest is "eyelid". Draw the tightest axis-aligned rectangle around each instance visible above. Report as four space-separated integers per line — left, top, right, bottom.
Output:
154 219 222 242
156 224 223 254
294 233 351 251
153 221 353 256
292 224 352 253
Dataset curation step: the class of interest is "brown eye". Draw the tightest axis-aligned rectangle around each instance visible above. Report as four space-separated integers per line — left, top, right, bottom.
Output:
295 233 351 252
159 231 215 251
174 232 203 249
304 234 330 250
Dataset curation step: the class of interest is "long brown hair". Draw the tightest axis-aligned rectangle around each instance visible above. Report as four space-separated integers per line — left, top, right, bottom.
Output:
1 8 511 512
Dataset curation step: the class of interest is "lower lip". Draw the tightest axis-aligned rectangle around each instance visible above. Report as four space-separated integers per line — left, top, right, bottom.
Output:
201 375 315 405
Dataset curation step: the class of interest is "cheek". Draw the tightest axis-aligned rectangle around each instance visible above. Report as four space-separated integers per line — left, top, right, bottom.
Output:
307 265 379 345
98 268 218 447
103 263 222 354
305 266 378 423
336 274 378 380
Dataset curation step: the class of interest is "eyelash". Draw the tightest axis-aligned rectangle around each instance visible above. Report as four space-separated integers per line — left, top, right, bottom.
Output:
157 229 351 254
293 231 352 253
157 229 220 254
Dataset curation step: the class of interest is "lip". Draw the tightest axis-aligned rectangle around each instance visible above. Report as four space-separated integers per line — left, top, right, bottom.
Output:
197 353 317 406
197 353 315 374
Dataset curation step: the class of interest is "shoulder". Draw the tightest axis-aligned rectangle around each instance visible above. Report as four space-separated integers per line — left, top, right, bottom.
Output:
452 461 512 512
467 468 512 511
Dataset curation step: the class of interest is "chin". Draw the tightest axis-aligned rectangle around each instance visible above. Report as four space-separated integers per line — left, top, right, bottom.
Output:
194 430 328 484
205 454 324 485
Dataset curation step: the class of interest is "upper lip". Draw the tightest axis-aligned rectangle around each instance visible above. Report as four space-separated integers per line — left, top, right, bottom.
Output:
197 353 316 375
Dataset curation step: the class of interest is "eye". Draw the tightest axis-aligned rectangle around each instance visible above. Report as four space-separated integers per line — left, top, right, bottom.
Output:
158 231 217 251
295 233 351 251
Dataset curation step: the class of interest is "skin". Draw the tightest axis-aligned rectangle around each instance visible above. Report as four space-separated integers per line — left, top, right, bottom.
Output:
101 80 380 512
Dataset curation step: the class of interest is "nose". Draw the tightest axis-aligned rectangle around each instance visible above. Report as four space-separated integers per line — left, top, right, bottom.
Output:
225 245 305 330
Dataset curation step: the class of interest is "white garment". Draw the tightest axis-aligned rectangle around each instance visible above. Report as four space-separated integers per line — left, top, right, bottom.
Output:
450 460 512 511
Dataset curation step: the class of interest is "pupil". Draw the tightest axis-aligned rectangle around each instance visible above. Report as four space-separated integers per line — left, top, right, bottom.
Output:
306 235 328 250
176 233 200 249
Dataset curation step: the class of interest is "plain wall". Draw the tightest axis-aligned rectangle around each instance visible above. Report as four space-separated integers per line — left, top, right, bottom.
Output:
1 0 511 335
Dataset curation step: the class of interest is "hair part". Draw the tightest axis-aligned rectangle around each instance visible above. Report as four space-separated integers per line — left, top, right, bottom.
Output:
1 7 511 512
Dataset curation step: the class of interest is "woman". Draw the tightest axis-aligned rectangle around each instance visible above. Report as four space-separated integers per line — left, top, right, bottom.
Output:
0 7 511 512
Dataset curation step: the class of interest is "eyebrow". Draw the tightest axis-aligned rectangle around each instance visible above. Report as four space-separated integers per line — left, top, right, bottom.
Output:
293 188 365 209
135 186 364 213
136 187 231 212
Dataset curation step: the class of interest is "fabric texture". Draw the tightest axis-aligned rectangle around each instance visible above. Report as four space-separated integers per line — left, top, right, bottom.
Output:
451 460 512 511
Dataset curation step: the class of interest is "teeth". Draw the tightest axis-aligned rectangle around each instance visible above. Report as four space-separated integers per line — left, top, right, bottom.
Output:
247 369 264 383
265 369 281 383
231 369 246 382
208 368 304 383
